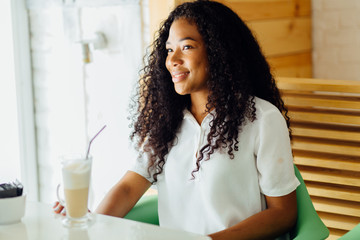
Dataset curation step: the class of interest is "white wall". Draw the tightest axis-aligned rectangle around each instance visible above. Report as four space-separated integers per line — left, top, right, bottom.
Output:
28 5 87 203
28 0 147 207
312 0 360 81
81 4 145 208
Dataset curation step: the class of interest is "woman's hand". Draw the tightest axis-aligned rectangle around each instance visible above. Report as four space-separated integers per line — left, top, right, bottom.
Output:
53 201 91 216
53 201 66 216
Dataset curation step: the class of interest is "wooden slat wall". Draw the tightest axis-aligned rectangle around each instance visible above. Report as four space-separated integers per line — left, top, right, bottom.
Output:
277 77 360 239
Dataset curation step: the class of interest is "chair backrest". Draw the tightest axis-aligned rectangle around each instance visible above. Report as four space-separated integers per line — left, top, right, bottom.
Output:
124 194 159 225
290 165 329 240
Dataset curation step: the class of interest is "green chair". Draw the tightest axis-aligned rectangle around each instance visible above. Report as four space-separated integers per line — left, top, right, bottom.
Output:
339 223 360 239
124 194 159 225
124 165 330 240
290 165 329 240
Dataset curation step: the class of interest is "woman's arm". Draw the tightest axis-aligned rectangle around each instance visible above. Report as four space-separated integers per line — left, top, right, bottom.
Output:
95 171 152 218
209 190 297 240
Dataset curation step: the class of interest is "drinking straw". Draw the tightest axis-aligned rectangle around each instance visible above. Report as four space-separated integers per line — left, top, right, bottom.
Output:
86 125 107 159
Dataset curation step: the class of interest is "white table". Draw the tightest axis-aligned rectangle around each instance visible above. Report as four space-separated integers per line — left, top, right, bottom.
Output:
0 201 211 240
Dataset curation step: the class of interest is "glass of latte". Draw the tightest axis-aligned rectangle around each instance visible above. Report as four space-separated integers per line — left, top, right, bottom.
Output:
57 154 92 228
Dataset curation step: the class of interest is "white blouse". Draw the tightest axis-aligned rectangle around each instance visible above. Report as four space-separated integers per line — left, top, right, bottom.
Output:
131 97 300 238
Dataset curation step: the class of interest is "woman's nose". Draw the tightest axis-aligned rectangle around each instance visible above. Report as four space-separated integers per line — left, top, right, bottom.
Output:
168 50 183 66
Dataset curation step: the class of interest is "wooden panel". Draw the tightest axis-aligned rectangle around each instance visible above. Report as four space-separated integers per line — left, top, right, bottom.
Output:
220 0 312 78
294 155 360 172
292 126 360 142
148 0 175 42
288 111 360 125
247 17 311 56
218 0 311 21
283 95 360 110
289 109 360 125
318 212 360 231
292 138 360 157
277 77 360 93
174 0 192 4
307 183 360 202
312 197 360 218
267 52 312 78
328 229 348 240
300 169 360 187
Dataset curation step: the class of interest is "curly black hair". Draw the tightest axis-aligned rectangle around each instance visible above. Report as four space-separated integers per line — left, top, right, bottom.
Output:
130 0 291 183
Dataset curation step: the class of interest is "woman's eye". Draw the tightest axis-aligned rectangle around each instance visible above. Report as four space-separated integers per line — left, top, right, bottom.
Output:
183 45 192 50
166 48 173 53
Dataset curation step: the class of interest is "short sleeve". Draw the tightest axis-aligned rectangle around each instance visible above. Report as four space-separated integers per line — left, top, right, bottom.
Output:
255 109 300 196
129 142 155 183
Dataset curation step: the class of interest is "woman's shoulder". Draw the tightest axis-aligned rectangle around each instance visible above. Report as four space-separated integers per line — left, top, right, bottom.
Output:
254 97 280 115
253 97 288 130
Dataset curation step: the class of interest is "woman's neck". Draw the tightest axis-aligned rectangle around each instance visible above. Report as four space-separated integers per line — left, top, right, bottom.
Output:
190 92 211 125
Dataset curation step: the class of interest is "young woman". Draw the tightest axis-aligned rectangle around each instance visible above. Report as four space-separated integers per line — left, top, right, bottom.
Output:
55 1 299 239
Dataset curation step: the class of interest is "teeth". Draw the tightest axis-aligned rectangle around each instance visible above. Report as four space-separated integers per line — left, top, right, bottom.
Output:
173 72 188 77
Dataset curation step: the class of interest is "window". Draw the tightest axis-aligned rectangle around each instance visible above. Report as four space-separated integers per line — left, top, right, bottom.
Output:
0 0 21 184
0 0 38 201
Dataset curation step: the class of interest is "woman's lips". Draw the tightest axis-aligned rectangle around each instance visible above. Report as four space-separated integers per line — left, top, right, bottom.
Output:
172 72 189 83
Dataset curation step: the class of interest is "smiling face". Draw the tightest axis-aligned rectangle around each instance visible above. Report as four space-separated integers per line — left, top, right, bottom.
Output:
165 18 210 96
